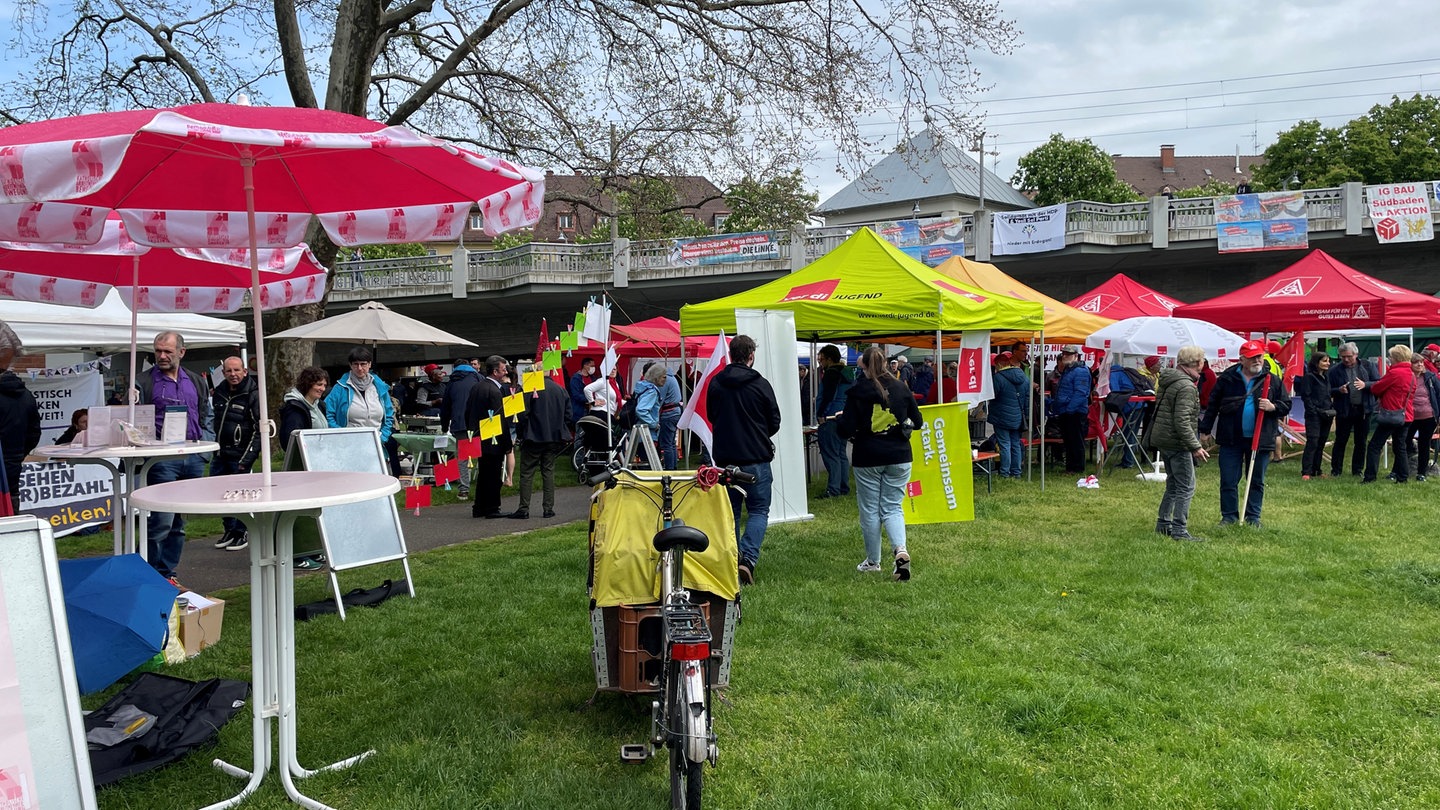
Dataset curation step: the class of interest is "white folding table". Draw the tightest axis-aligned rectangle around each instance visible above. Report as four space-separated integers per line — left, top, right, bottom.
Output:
35 440 219 557
130 470 399 810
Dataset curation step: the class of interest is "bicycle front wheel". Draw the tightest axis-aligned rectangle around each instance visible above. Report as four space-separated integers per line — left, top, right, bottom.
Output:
669 743 702 810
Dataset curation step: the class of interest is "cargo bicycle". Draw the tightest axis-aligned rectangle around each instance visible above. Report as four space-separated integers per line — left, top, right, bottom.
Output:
587 463 754 810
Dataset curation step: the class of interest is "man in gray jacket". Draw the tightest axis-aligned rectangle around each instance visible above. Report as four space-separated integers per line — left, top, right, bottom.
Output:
1148 345 1210 541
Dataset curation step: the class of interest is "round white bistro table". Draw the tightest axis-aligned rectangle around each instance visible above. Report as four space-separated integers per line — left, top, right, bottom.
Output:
130 470 400 810
35 441 220 558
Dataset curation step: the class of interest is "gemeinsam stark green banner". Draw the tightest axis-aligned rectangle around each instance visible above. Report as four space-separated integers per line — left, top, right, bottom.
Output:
904 402 973 525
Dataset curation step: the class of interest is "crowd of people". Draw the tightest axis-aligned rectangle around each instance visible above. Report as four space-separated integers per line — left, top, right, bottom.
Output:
20 324 1433 586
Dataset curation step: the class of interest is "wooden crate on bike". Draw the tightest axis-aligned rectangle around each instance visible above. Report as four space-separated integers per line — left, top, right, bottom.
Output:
600 596 735 694
587 470 740 695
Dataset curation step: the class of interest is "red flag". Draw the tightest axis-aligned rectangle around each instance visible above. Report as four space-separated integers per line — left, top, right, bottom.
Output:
1276 332 1305 392
535 317 549 364
676 333 729 455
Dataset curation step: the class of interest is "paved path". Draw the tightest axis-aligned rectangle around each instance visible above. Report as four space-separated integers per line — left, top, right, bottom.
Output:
175 484 595 595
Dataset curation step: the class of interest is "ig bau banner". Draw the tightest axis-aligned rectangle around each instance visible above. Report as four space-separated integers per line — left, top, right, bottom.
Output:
904 402 974 525
1365 182 1435 243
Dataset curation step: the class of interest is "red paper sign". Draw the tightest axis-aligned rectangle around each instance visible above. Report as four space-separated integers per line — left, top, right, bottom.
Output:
404 485 432 509
457 437 481 460
432 458 458 486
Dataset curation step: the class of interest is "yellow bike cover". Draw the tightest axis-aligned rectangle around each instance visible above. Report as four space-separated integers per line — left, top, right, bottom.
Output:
591 471 739 606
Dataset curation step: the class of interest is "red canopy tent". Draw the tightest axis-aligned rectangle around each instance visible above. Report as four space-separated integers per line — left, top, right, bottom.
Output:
1068 273 1186 320
563 317 721 383
1173 249 1440 331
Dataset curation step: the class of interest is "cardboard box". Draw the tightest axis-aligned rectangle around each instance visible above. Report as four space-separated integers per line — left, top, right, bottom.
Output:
178 596 225 658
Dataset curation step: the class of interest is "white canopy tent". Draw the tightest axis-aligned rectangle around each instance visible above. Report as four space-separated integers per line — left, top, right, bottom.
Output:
0 289 246 353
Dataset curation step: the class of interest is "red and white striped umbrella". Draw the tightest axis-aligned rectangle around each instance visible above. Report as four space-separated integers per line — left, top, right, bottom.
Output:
0 214 327 313
0 104 543 247
0 103 544 482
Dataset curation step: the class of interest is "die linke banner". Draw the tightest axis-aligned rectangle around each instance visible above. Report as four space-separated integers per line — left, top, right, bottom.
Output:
992 203 1067 255
1365 182 1436 244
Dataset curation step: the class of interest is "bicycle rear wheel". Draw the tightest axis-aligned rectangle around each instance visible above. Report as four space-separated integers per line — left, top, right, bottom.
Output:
669 741 702 810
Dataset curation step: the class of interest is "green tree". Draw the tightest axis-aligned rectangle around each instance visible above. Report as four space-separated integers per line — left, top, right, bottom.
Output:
352 243 429 260
1256 95 1440 188
723 170 819 233
612 178 712 242
1175 180 1252 198
1011 135 1141 206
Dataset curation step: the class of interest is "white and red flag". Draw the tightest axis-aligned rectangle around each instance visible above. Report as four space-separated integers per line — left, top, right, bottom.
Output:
677 333 730 456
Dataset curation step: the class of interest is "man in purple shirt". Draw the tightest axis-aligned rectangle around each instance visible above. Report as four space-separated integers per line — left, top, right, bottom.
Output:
134 331 209 582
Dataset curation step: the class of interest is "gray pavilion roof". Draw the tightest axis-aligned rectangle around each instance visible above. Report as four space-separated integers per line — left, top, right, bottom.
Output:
816 129 1034 213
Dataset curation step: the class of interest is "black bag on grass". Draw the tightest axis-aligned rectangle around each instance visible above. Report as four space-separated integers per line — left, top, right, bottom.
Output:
295 578 409 621
85 672 249 787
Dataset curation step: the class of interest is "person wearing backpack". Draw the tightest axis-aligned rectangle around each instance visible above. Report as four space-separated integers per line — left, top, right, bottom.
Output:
814 344 855 498
837 346 920 581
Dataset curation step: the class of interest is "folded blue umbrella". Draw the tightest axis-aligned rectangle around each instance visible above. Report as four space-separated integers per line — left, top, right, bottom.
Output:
58 554 176 695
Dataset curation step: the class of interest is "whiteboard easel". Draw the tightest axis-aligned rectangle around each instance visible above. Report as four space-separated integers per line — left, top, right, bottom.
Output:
285 427 416 619
0 515 99 809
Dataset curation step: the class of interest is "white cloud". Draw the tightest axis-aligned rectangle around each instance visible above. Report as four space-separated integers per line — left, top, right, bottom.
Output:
809 0 1436 200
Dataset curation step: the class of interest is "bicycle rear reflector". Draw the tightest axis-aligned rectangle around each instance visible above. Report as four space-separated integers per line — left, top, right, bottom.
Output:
672 642 710 661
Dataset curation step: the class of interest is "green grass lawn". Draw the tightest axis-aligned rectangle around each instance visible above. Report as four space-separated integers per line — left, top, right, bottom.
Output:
86 465 1440 809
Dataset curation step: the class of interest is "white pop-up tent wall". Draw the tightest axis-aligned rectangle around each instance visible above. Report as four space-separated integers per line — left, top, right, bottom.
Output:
0 288 246 353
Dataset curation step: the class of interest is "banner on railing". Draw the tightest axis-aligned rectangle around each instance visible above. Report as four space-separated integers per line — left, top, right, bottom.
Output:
669 231 779 267
1365 182 1435 244
874 217 966 266
992 204 1067 255
1215 191 1309 253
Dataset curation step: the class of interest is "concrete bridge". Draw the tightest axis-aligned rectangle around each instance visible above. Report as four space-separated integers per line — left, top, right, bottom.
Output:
309 183 1440 360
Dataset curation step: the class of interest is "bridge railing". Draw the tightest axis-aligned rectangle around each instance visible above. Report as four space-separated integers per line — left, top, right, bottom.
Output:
328 184 1420 300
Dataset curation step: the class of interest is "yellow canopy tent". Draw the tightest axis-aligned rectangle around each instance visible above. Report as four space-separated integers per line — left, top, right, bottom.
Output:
923 255 1115 345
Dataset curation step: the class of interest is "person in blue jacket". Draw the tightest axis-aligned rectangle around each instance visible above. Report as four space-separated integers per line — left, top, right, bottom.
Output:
323 346 399 475
988 352 1029 478
1048 345 1092 474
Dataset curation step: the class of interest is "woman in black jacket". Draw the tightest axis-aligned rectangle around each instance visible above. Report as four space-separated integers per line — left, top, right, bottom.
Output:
837 346 922 581
1299 353 1334 480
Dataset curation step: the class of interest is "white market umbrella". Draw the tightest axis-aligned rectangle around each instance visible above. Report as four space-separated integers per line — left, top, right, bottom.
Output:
271 300 476 347
1086 316 1244 361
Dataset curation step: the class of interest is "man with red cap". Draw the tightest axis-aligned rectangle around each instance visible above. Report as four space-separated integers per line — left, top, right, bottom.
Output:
415 362 446 416
1199 339 1290 528
1422 344 1440 374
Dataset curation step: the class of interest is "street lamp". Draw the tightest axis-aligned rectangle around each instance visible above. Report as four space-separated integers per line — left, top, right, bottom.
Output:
912 201 921 219
1282 173 1300 191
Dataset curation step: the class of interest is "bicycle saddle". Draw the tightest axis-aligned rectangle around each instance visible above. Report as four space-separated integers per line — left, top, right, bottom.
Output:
652 523 710 554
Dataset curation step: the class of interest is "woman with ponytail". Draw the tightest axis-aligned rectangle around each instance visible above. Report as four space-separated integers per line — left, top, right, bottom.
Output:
837 346 922 581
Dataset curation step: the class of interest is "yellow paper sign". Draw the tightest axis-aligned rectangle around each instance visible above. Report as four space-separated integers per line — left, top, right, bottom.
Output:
503 392 525 417
479 414 502 440
523 370 544 393
904 402 974 525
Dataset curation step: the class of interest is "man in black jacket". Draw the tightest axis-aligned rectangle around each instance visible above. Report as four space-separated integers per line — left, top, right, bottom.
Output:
467 355 516 519
507 373 573 519
0 344 40 512
707 335 781 585
1327 341 1378 477
440 358 482 499
210 356 260 551
1199 340 1291 528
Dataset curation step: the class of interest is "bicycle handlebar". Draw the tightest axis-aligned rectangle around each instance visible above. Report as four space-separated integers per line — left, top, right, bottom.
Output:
585 464 755 488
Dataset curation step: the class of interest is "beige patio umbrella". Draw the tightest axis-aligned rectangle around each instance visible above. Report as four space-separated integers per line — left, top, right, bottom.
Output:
271 300 476 347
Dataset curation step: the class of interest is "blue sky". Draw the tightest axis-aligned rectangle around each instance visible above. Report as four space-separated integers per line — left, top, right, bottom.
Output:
807 0 1437 201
